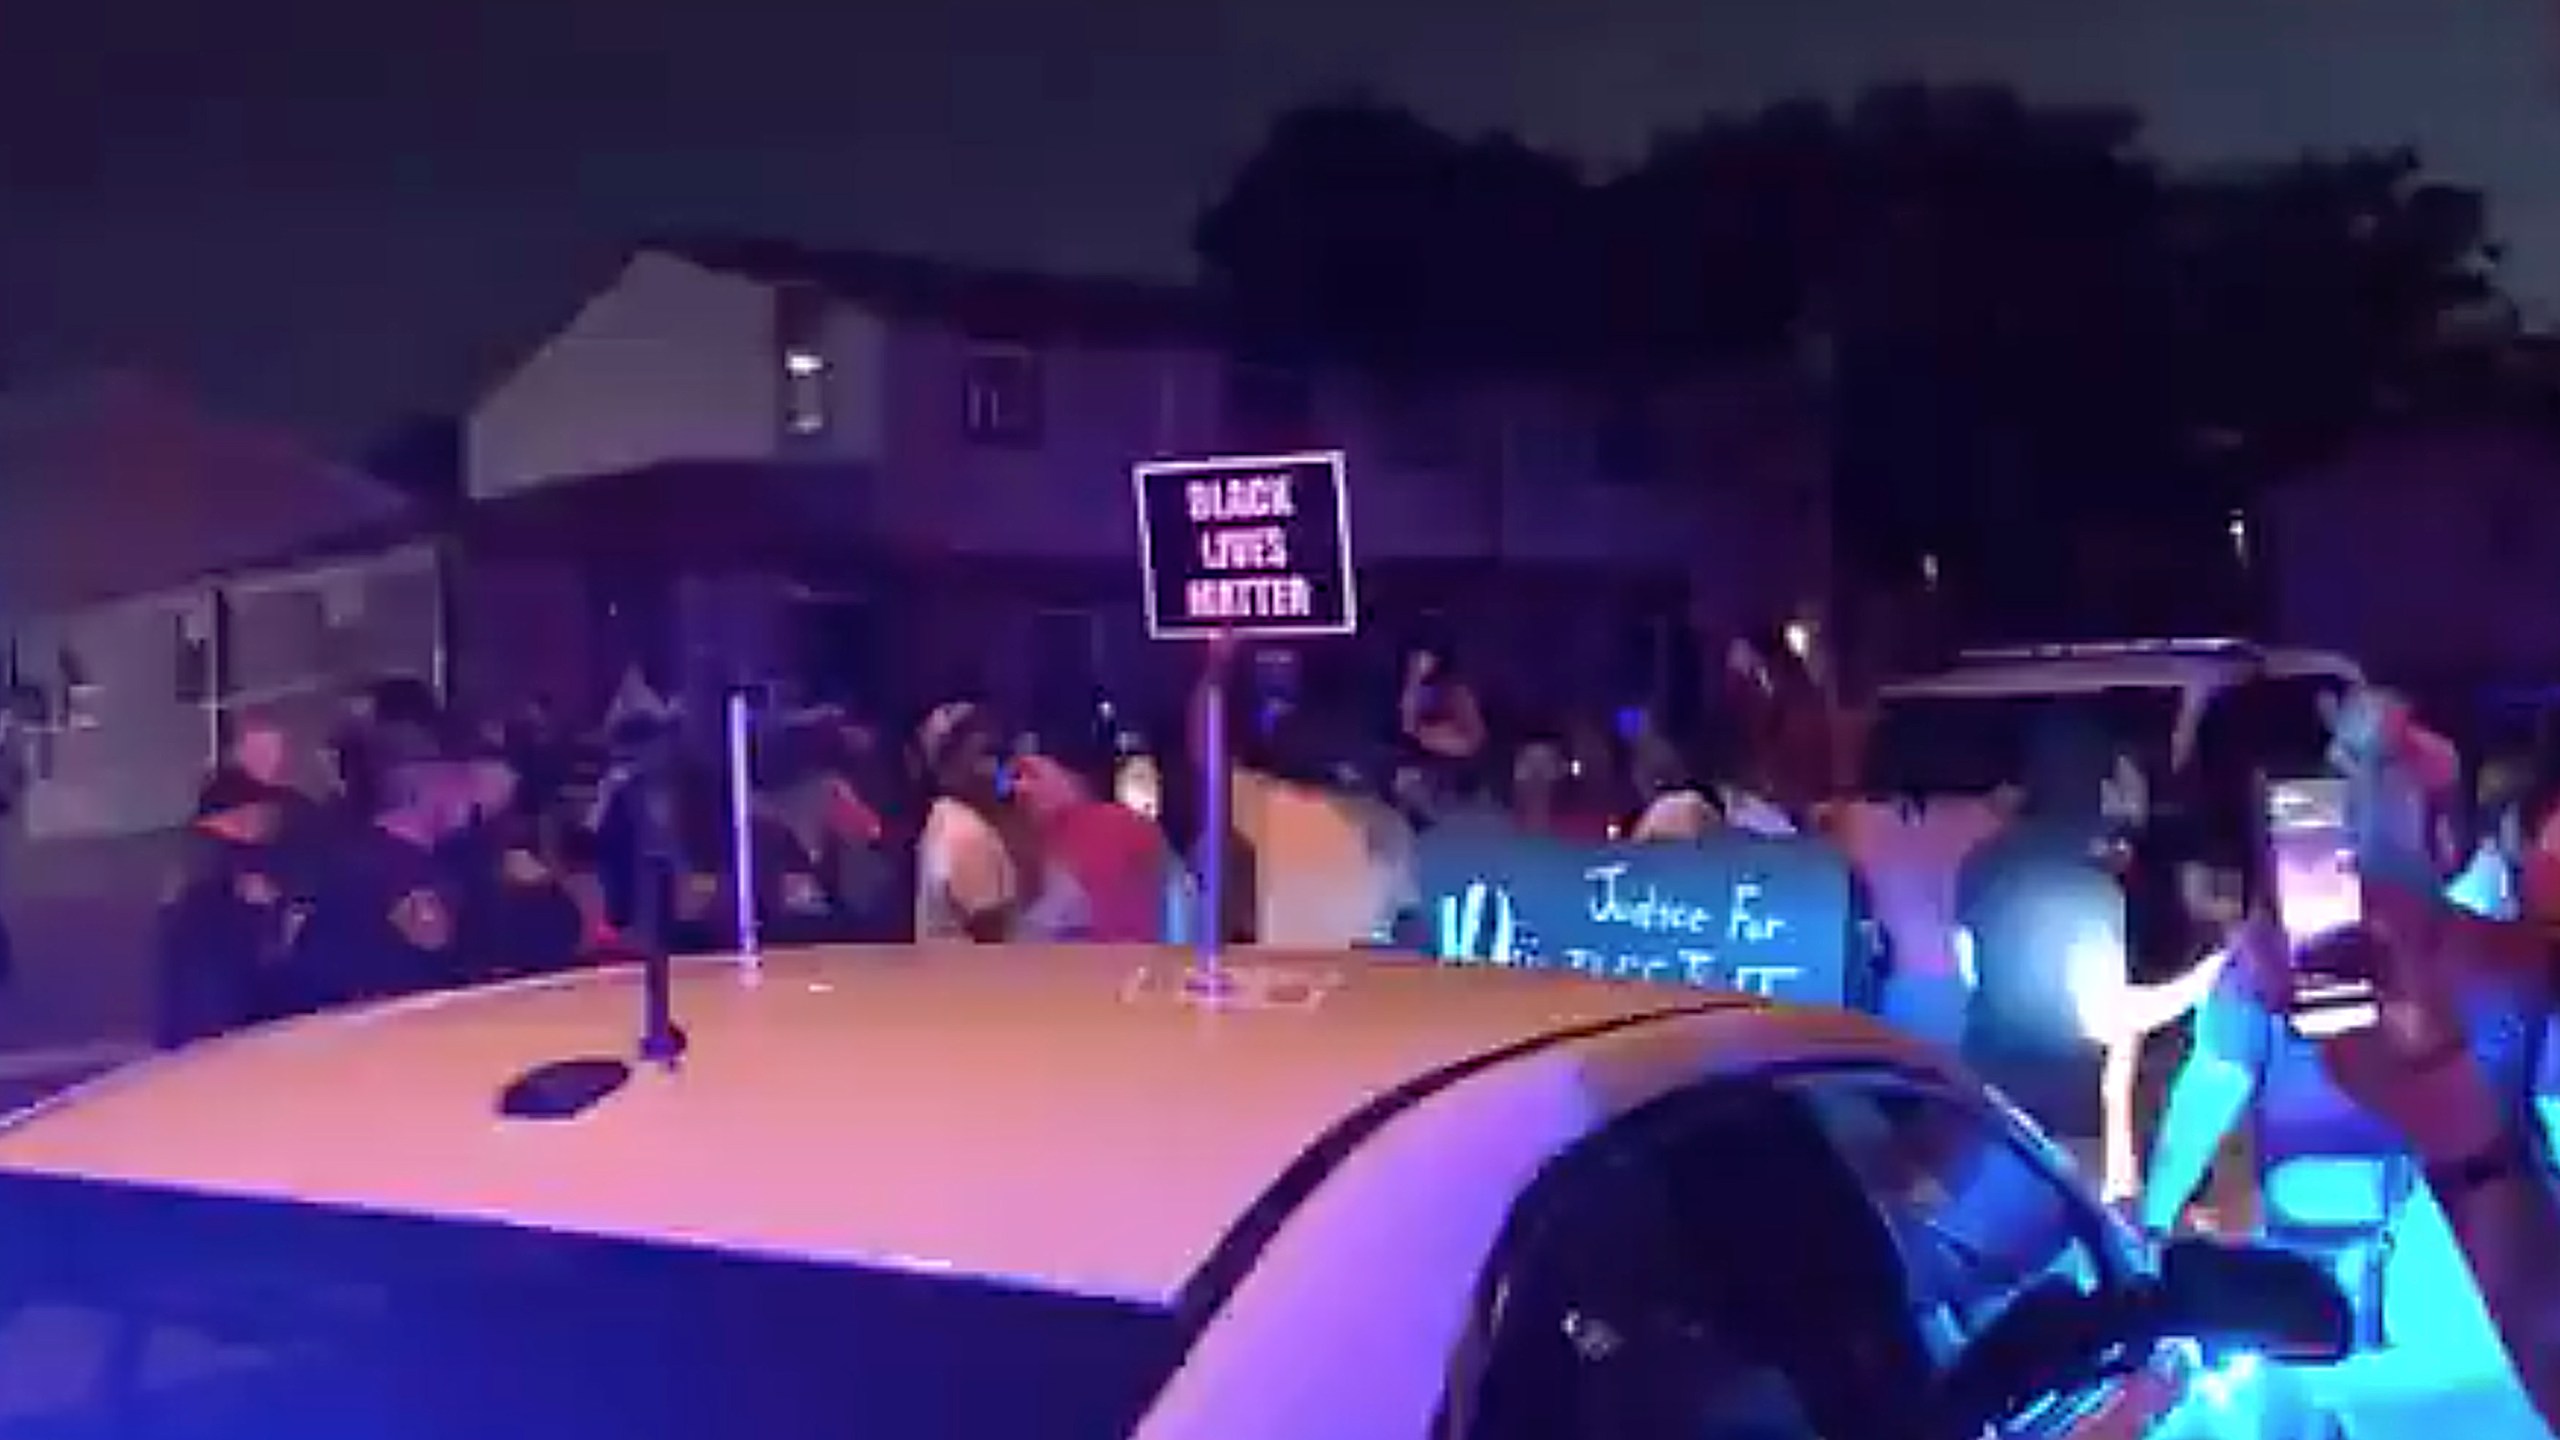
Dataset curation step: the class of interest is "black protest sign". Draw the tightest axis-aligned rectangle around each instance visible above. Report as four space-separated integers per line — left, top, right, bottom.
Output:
1134 452 1356 640
1417 818 1855 1006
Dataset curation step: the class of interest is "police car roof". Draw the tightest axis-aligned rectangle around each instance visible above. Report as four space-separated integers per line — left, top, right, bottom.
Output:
1879 639 2361 699
0 946 1779 1307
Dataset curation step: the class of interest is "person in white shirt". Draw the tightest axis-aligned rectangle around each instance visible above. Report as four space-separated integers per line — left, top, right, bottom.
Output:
913 703 1020 944
1227 764 1417 948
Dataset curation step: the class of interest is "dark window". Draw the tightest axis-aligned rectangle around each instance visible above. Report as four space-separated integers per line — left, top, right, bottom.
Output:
787 594 883 709
2193 673 2349 786
55 646 96 730
1024 608 1105 732
961 344 1043 445
0 1173 1180 1440
1594 397 1655 486
586 576 674 706
1223 362 1313 449
1860 686 2182 799
1788 1077 2119 1377
1377 384 1464 471
1502 412 1594 490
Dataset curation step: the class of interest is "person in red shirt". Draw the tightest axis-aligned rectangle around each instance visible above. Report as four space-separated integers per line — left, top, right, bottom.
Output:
1011 744 1176 944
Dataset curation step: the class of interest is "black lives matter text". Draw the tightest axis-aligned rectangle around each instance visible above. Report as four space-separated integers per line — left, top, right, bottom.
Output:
1184 470 1314 623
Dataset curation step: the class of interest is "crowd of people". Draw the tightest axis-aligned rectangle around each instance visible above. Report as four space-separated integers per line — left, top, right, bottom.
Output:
122 626 1847 1053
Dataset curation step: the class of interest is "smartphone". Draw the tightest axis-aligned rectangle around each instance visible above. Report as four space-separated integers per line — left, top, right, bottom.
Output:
2262 776 2379 1036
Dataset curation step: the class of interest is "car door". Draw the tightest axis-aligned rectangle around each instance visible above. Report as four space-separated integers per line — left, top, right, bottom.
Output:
1442 1065 2200 1440
1444 1072 1943 1440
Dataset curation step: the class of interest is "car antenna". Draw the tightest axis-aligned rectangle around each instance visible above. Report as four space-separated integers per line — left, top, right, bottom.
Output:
493 698 695 1123
631 706 690 1069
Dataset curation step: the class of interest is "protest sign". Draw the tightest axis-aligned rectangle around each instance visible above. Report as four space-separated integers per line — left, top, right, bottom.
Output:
1417 818 1856 1006
1134 452 1355 640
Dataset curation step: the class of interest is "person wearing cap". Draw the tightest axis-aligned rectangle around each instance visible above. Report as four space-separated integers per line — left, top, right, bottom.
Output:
153 770 294 1047
284 737 474 1011
915 702 1021 944
442 748 584 983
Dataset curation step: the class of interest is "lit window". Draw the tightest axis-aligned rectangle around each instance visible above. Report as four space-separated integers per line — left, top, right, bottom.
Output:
961 344 1042 445
783 348 828 436
775 284 832 440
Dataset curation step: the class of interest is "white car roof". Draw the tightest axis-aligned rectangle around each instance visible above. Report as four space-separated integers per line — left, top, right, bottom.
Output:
0 945 1826 1307
1878 643 2361 700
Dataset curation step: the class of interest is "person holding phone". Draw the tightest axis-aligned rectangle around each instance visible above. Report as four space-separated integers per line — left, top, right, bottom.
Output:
2244 892 2560 1435
2140 692 2550 1425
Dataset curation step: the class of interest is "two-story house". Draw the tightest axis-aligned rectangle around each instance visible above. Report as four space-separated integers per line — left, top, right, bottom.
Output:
457 240 1830 729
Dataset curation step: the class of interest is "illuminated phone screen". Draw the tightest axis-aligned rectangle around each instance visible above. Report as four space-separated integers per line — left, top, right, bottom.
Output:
2265 777 2379 1034
2267 778 2360 943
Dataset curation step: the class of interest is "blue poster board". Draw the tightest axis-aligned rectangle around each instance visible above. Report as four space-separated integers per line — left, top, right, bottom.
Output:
1417 817 1856 1007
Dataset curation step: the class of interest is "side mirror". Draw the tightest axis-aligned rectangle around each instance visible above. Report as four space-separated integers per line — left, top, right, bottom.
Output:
1928 1240 2354 1439
2153 1237 2354 1364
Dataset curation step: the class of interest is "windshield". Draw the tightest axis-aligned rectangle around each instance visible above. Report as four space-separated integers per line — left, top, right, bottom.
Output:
0 1173 1179 1440
1861 686 2183 800
2194 673 2350 785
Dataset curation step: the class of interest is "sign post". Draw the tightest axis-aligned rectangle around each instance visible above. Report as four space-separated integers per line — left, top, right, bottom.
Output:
1134 450 1356 992
1193 634 1236 994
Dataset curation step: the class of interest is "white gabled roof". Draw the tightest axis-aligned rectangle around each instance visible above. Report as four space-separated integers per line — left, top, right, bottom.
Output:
0 946 1754 1306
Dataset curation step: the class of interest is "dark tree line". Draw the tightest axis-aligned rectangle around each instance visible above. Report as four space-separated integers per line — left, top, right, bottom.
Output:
1195 85 2517 634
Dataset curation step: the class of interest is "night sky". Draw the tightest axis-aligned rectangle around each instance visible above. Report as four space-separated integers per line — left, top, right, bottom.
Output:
4 0 2556 450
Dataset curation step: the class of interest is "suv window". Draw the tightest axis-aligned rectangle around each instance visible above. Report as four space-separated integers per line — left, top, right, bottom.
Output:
2193 674 2349 786
1790 1077 2119 1372
1454 1080 1937 1440
1861 687 2182 801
